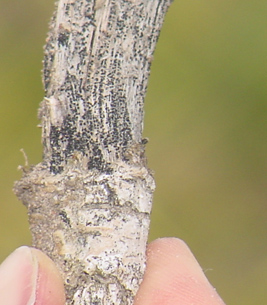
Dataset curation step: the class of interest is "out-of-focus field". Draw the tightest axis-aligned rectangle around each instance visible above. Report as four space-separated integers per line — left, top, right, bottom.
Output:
0 1 266 304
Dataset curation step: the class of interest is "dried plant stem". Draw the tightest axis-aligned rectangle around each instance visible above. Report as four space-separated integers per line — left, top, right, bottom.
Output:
14 0 172 304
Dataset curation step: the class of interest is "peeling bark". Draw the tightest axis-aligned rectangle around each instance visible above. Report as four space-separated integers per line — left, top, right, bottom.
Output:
14 0 172 304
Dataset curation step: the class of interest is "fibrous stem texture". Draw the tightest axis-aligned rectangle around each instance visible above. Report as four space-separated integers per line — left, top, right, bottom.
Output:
14 0 172 304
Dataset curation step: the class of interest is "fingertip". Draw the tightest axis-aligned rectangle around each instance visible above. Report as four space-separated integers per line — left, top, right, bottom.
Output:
135 237 225 305
30 248 66 305
0 246 65 305
146 237 191 262
0 246 36 305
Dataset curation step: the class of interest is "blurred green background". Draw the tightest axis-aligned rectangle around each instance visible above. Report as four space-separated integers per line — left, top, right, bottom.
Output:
0 0 266 304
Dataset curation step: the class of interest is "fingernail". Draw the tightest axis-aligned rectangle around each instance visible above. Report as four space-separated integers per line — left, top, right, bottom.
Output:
0 246 38 305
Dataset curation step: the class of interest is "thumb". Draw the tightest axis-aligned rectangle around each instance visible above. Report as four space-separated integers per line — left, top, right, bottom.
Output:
0 246 65 305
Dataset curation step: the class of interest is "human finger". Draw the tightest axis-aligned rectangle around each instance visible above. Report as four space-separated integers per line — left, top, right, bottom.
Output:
0 246 65 305
134 237 226 305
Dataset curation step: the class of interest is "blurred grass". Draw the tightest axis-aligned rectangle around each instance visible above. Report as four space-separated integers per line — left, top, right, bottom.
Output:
0 1 266 304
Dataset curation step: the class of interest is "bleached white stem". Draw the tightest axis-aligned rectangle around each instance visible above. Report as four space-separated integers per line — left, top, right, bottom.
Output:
14 0 172 304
